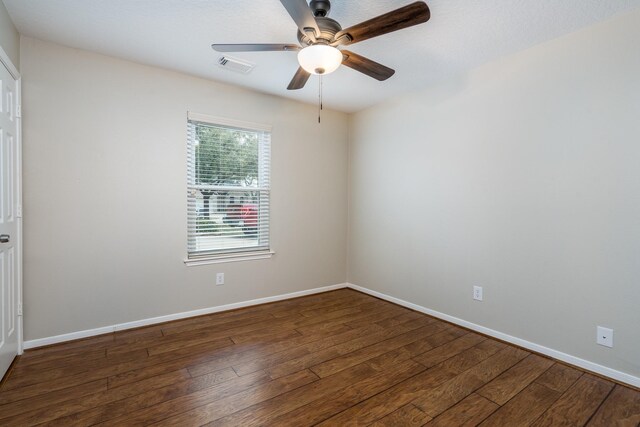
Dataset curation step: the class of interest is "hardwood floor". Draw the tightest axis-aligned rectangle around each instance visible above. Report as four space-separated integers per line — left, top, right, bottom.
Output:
1 289 638 426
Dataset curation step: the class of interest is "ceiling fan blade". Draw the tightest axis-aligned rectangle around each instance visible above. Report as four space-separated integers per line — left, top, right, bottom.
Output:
212 44 300 52
341 50 395 81
287 67 311 90
334 1 430 46
279 0 321 40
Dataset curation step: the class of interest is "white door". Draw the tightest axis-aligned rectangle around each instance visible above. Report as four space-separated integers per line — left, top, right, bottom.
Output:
0 59 19 379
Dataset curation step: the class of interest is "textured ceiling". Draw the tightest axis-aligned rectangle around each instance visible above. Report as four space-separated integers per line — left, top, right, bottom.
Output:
4 0 640 112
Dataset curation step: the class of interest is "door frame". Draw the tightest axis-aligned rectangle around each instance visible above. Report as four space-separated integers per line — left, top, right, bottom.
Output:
0 45 23 355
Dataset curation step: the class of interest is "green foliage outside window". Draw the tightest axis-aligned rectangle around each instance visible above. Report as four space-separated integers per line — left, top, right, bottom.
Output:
194 124 259 220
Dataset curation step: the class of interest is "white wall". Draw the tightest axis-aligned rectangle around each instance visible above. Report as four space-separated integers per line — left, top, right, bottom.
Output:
0 0 19 68
20 37 348 340
348 8 640 379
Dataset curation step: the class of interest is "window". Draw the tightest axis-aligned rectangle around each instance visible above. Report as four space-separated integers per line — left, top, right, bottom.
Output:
186 113 271 262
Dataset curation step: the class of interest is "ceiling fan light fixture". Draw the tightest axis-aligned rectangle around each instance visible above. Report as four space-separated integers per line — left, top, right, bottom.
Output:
297 45 343 75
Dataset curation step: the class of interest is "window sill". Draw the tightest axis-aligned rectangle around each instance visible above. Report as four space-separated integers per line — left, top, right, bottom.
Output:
184 251 275 266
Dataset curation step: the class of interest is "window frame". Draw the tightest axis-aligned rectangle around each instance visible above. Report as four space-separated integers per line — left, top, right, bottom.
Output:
184 112 273 266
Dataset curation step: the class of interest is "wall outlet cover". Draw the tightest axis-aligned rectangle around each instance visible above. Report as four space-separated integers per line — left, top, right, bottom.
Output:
473 286 483 301
216 273 225 286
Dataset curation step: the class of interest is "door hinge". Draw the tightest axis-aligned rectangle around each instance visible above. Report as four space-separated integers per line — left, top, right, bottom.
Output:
16 204 22 218
16 104 21 119
17 303 23 316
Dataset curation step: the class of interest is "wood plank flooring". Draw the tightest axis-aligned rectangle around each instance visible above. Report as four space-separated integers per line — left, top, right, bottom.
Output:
1 289 638 426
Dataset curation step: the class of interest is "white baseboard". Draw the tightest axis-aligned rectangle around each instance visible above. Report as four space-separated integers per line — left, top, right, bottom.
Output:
23 283 348 350
347 283 640 389
23 281 640 389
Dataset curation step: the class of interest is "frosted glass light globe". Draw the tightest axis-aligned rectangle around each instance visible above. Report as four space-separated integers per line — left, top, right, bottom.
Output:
297 45 343 75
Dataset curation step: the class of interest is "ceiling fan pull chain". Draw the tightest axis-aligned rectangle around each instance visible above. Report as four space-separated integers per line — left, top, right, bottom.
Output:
318 74 322 123
321 74 324 111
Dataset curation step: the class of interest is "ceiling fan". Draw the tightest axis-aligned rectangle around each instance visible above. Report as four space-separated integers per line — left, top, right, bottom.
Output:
212 0 430 90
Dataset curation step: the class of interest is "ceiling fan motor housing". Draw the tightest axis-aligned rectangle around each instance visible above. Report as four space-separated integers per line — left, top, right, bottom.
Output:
297 16 342 46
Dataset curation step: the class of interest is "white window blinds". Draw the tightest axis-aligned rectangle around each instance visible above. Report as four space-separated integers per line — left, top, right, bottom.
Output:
187 113 271 258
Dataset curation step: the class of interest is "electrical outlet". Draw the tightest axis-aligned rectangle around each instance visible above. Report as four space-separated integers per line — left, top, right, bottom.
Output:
596 326 613 348
473 286 483 301
216 273 225 286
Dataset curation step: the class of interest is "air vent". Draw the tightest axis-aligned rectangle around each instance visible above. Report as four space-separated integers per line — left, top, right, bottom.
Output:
217 56 255 74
